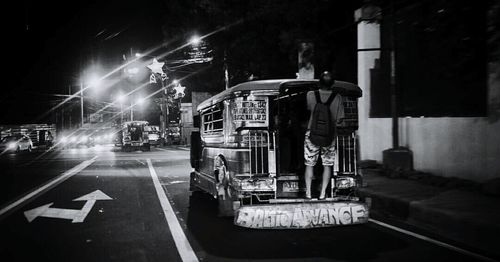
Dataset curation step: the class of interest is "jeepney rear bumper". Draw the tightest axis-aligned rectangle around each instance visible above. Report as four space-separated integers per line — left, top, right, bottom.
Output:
234 198 369 229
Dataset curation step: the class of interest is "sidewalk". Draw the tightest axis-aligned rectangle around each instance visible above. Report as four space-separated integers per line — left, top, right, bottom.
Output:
359 166 500 259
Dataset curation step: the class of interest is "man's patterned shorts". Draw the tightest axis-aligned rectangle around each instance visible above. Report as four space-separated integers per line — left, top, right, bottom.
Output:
304 130 336 166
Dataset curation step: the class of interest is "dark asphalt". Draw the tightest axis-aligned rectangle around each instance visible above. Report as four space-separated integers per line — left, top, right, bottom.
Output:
0 145 488 262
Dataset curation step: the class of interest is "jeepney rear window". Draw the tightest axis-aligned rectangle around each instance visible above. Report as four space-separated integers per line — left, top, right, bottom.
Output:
202 105 223 134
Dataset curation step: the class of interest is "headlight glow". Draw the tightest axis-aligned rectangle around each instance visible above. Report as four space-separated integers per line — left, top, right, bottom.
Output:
61 136 68 143
70 136 77 142
7 142 16 149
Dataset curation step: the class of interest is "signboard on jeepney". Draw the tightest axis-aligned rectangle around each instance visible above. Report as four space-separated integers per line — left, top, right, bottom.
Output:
234 202 369 229
230 97 268 128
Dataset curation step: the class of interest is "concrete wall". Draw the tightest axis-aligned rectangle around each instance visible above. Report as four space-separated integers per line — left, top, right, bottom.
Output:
356 6 500 181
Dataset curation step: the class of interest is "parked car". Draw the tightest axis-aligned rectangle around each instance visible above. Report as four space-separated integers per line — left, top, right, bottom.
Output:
0 135 33 153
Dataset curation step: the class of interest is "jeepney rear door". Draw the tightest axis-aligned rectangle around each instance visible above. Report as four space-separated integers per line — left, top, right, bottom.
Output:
276 83 317 175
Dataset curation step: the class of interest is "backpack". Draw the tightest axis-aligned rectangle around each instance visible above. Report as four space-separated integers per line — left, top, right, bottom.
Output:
309 90 337 147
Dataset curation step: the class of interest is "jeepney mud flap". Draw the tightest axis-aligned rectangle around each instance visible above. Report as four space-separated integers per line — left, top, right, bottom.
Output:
234 201 369 229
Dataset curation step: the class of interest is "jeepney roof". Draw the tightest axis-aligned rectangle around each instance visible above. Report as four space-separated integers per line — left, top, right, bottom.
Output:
197 79 361 111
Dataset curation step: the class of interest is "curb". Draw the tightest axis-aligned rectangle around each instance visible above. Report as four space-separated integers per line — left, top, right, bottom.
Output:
359 186 500 260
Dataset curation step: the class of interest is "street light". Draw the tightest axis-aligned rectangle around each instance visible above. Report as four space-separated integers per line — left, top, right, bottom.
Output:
126 67 140 75
116 91 126 124
79 72 102 127
189 35 202 46
88 74 102 88
136 97 145 106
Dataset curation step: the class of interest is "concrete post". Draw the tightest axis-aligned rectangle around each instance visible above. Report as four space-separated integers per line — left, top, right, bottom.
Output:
355 4 382 160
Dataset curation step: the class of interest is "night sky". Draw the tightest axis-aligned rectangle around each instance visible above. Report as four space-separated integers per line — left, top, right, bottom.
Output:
3 0 362 124
4 0 167 123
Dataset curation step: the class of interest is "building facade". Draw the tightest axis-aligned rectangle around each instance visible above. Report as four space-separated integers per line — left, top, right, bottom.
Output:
356 2 500 181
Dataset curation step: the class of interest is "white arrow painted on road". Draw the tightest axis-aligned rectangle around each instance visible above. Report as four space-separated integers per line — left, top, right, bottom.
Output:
24 190 112 223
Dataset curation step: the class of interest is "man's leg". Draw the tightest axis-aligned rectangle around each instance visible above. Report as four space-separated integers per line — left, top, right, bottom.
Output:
319 166 332 199
305 165 314 198
303 131 318 199
319 143 336 199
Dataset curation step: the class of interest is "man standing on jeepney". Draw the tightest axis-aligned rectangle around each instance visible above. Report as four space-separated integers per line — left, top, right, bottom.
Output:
304 71 344 199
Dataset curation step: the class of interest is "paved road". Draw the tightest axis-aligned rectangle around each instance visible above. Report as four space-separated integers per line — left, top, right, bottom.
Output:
0 145 490 262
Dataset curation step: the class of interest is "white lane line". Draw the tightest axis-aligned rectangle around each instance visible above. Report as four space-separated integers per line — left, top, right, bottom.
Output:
155 148 176 153
0 156 98 218
147 159 199 262
369 218 498 262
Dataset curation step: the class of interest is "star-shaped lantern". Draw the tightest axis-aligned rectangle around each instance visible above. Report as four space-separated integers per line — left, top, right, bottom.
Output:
173 83 186 99
147 59 165 75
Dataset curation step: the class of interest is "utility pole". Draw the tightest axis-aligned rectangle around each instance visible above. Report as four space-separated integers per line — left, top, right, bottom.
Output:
80 81 84 127
224 50 229 90
130 99 134 121
382 0 414 171
162 83 169 145
390 1 399 149
120 102 124 124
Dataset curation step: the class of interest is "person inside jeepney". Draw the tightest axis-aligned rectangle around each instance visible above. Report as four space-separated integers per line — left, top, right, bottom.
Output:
304 71 344 199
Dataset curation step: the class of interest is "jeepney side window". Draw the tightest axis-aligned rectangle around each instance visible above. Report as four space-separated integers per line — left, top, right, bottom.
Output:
201 104 224 135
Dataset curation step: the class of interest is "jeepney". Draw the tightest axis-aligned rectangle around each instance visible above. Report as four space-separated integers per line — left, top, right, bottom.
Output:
120 121 151 152
190 79 368 229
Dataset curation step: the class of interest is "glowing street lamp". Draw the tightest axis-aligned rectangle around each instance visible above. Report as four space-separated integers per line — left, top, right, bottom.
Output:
189 35 202 46
79 70 102 127
136 97 145 106
88 74 102 88
126 67 140 75
116 92 126 104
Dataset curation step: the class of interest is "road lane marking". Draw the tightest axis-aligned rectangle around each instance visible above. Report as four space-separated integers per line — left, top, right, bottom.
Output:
369 218 497 262
147 159 199 262
155 148 177 153
0 156 98 219
23 190 112 223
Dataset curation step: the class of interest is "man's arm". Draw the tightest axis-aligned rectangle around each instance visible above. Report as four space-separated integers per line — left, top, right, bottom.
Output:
306 91 315 111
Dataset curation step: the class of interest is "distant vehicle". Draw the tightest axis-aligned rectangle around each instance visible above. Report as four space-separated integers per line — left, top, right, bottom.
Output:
93 129 115 145
58 129 95 148
166 125 181 145
145 125 161 146
0 135 33 153
120 121 150 151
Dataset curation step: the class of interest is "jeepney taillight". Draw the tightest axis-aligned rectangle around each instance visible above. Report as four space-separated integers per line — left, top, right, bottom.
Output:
335 176 357 189
235 177 276 192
